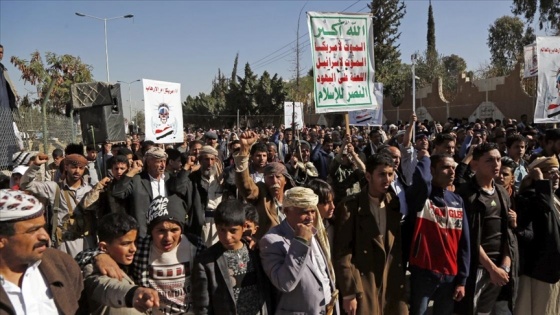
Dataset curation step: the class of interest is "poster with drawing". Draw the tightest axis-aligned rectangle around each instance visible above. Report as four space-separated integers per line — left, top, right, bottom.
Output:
143 79 183 143
348 82 383 126
534 37 560 124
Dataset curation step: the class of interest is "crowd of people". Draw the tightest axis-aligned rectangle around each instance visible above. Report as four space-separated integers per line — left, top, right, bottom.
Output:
0 113 559 315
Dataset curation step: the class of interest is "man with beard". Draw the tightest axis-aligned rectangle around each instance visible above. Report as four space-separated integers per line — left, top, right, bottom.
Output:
235 131 294 238
312 136 334 181
20 153 97 257
112 147 191 237
0 190 83 315
249 142 268 183
189 145 224 247
287 140 319 186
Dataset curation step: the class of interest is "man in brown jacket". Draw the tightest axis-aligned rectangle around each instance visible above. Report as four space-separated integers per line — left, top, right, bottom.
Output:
0 189 83 315
333 153 408 315
235 131 293 238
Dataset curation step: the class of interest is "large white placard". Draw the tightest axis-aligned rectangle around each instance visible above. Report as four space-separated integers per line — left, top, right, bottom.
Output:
143 79 183 143
523 43 538 78
284 102 304 129
534 37 560 124
308 12 378 114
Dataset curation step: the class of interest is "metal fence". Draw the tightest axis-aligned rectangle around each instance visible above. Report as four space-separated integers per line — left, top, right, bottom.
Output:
1 106 81 171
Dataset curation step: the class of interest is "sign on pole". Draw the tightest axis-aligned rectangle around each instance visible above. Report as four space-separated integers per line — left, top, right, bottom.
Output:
143 79 183 143
284 102 304 129
348 83 383 126
523 43 538 78
534 37 560 123
307 11 377 114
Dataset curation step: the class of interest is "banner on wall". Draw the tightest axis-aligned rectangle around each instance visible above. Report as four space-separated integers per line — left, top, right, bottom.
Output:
143 79 183 143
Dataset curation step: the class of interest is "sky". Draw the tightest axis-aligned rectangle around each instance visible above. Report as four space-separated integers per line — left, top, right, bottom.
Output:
0 0 548 120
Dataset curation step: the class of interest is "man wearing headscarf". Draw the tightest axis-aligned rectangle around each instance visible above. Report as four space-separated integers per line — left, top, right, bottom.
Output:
259 187 339 315
20 153 98 257
0 189 83 315
235 131 294 238
112 147 192 237
188 145 225 246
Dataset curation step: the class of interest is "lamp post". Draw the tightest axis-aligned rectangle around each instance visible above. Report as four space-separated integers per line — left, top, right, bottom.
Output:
411 53 418 139
117 79 141 121
75 12 134 82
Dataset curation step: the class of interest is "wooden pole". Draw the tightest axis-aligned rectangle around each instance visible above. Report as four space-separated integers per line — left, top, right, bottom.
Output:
344 113 350 136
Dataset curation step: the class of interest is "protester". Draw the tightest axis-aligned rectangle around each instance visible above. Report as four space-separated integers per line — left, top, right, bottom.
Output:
0 189 83 314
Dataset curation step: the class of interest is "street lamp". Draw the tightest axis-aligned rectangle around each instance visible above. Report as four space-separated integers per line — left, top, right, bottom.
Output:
75 12 134 82
117 79 141 121
411 53 418 139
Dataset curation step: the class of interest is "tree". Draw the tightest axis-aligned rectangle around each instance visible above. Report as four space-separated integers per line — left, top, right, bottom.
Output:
487 16 535 76
441 54 467 101
512 0 560 31
10 51 93 113
427 0 436 58
368 0 407 104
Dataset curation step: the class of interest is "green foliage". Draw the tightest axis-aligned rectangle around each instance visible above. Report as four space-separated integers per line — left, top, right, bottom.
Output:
10 50 93 113
487 16 535 76
512 0 560 31
414 51 467 102
368 0 407 105
183 56 287 129
427 1 436 56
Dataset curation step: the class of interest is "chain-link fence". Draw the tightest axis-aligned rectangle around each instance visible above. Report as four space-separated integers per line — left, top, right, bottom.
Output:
1 106 82 172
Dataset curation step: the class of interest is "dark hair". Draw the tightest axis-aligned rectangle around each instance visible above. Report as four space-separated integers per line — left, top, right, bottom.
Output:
214 199 246 227
117 147 133 156
506 134 526 149
250 143 268 156
165 148 181 163
97 213 138 243
189 140 204 148
472 142 500 160
365 153 395 173
323 136 333 144
85 144 97 152
0 221 15 236
434 133 455 146
180 152 190 166
306 179 334 204
244 203 259 224
52 148 64 159
109 155 130 169
430 153 455 168
500 156 517 170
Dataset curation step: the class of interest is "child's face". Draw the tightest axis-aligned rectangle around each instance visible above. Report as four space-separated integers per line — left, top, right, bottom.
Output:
217 224 244 250
101 229 138 265
243 220 258 237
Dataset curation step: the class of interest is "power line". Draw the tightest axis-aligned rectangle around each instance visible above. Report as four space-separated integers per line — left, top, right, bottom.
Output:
250 0 365 68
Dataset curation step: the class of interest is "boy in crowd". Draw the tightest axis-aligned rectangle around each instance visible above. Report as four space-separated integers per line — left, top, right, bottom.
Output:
243 203 260 249
193 200 272 314
79 213 159 314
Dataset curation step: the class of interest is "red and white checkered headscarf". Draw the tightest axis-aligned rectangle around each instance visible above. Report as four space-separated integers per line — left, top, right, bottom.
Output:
0 189 44 222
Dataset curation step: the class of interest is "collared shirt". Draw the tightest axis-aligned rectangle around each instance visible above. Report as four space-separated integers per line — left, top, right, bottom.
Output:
0 261 58 315
149 173 167 198
310 236 333 306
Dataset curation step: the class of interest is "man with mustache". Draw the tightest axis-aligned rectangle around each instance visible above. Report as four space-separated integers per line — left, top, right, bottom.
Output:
20 153 97 257
259 187 339 315
0 189 83 315
188 145 224 247
112 147 192 237
235 131 294 238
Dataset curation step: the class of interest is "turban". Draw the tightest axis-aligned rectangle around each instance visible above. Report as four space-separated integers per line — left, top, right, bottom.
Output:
144 147 168 160
0 189 44 222
264 162 287 176
528 156 559 172
198 145 218 157
64 154 88 167
283 187 319 210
